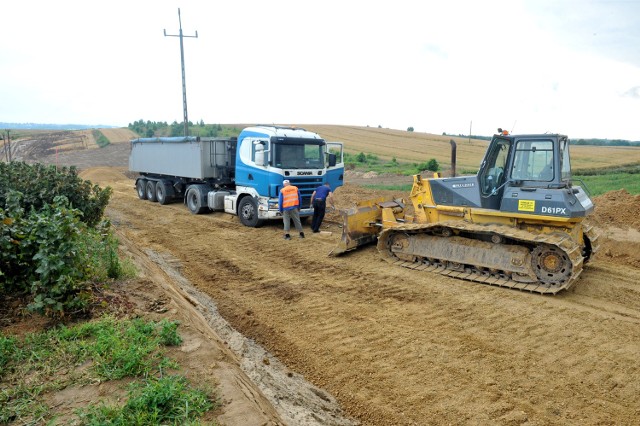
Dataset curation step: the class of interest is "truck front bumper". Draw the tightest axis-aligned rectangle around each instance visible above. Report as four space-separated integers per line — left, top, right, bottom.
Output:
260 208 313 220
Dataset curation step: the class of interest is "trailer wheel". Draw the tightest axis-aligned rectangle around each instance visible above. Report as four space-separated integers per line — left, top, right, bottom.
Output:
186 185 209 214
156 181 175 205
146 181 158 202
136 179 148 200
238 197 264 228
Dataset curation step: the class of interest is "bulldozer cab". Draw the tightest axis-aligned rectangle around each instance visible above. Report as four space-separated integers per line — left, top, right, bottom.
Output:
478 136 510 209
478 133 571 210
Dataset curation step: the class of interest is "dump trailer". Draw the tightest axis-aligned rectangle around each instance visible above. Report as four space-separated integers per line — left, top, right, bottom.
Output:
332 131 600 294
129 125 344 227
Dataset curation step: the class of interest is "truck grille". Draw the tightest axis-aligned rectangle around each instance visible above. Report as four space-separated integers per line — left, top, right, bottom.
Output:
288 177 324 209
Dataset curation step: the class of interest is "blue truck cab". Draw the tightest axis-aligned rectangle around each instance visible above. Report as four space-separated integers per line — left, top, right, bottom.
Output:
231 126 344 226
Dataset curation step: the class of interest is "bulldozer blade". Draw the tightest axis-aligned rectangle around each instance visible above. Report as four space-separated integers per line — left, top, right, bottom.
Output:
330 197 405 256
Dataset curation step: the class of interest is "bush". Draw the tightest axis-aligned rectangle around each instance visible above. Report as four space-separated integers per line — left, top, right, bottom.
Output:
0 162 112 228
0 193 119 316
416 158 440 173
0 163 122 318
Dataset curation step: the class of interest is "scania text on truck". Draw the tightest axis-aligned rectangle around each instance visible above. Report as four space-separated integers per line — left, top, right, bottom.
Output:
129 125 344 227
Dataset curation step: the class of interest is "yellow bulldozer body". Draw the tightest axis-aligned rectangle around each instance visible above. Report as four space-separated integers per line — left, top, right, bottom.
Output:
332 174 597 294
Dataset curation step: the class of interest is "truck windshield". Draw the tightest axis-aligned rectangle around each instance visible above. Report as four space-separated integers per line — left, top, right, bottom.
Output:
273 142 325 169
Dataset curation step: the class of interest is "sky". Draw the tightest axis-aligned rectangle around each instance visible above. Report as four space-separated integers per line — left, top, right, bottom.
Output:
1 0 639 140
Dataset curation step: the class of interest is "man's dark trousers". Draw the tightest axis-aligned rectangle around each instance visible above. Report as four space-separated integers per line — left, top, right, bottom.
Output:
311 199 326 232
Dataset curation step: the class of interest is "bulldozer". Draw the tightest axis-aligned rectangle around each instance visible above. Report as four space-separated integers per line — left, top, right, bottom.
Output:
331 130 600 294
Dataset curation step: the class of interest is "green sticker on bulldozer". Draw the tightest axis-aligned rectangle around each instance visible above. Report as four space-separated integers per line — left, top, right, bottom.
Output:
518 200 536 212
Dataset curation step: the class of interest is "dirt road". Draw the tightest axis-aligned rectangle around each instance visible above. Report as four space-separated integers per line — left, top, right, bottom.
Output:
82 166 640 426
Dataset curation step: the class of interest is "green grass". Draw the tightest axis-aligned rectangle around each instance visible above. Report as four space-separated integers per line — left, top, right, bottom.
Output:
77 375 214 425
92 129 111 148
345 152 440 175
362 183 414 192
79 224 138 282
0 316 218 425
573 173 640 196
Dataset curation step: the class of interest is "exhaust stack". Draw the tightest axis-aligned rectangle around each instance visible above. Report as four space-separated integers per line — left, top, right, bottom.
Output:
450 139 457 177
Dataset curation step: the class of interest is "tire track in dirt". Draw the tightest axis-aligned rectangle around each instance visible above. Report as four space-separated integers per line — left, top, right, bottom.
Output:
97 168 640 425
564 264 640 322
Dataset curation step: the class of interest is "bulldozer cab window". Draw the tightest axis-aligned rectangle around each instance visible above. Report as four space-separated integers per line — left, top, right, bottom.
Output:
511 140 554 182
560 138 571 181
479 139 510 195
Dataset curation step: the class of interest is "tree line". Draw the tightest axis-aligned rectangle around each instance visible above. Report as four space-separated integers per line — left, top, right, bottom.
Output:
128 120 237 138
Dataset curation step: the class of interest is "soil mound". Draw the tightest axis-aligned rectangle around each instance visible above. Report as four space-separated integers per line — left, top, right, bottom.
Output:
592 189 640 230
589 189 640 268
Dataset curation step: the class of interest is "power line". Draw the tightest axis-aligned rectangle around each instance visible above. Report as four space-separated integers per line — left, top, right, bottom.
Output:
164 8 198 137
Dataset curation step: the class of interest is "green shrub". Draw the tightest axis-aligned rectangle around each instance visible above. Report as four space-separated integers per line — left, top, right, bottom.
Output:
0 162 112 228
1 194 97 315
158 319 183 346
0 163 126 317
416 158 440 172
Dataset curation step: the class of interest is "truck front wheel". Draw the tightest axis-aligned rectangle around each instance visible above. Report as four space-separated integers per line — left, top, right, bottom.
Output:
238 197 264 228
136 179 148 200
186 185 209 214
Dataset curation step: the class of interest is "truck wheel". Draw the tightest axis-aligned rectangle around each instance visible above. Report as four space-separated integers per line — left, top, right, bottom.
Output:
146 181 158 202
136 179 147 200
156 181 175 205
238 197 264 228
186 185 209 214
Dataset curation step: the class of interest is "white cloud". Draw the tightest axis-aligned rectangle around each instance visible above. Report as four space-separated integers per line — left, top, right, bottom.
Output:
0 0 638 140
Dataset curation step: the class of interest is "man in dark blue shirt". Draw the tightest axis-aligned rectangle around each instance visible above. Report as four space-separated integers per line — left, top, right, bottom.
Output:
310 182 335 233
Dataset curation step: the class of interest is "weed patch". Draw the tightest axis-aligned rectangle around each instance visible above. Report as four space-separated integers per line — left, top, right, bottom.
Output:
0 316 217 424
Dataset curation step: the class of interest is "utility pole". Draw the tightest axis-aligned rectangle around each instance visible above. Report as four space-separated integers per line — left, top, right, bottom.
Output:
5 130 11 162
164 8 198 137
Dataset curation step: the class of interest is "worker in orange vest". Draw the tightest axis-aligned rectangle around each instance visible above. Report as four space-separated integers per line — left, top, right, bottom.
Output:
278 180 305 240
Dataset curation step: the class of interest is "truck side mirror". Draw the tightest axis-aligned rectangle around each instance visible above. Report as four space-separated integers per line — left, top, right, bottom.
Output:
328 153 336 167
255 143 266 166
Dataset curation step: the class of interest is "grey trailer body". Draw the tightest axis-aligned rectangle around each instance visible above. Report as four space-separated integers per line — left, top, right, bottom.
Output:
129 136 235 182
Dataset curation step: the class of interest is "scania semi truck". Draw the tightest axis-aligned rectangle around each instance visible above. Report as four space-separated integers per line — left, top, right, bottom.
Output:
129 125 344 227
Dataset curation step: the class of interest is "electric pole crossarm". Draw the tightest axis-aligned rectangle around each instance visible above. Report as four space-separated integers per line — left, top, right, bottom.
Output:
164 32 198 39
164 8 198 137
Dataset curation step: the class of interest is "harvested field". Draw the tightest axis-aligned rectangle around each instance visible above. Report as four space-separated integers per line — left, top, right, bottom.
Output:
304 124 640 172
6 126 640 425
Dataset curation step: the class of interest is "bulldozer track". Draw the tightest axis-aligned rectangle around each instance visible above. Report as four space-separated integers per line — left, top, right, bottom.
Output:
582 222 601 262
377 221 592 295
